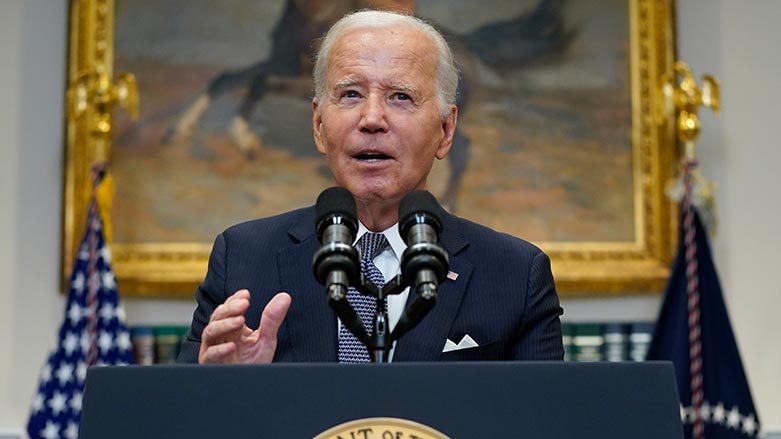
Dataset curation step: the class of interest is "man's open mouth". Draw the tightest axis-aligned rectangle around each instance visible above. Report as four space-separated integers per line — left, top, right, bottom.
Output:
354 152 392 161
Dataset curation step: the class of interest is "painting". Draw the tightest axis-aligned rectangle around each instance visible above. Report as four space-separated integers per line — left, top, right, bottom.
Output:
63 0 678 296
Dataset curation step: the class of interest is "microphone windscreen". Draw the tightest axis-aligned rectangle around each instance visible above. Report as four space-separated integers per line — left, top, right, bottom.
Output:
315 187 357 238
399 190 442 237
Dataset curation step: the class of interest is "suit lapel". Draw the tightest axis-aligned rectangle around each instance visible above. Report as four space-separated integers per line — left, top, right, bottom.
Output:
277 207 337 362
393 212 473 361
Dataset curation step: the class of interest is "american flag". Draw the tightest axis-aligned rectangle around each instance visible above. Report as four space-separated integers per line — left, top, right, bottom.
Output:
26 168 133 439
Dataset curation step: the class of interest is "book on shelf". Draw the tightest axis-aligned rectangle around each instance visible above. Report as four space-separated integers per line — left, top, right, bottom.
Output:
561 321 654 362
603 322 629 362
629 321 654 362
130 325 189 364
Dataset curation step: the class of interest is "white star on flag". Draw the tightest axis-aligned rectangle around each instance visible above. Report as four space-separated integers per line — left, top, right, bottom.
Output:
76 361 87 383
69 391 82 413
40 363 52 384
712 402 726 424
99 245 111 264
98 330 113 353
116 306 126 323
679 405 691 422
101 271 116 290
99 303 115 323
62 332 79 356
31 394 44 414
71 272 85 295
48 391 68 416
727 406 741 429
64 421 79 439
67 303 82 326
115 331 132 352
78 243 89 261
40 421 59 439
55 362 74 386
742 413 758 435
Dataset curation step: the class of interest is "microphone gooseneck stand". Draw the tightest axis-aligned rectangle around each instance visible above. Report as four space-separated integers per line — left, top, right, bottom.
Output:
351 274 407 363
313 187 449 363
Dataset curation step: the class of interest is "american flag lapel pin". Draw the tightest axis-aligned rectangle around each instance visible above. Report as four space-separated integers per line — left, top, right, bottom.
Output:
446 270 459 281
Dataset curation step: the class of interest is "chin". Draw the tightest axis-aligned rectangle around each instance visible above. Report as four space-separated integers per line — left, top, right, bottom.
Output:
349 187 399 204
340 178 385 196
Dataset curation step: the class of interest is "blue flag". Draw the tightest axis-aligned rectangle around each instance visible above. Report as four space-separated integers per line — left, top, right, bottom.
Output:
26 171 133 439
647 210 760 438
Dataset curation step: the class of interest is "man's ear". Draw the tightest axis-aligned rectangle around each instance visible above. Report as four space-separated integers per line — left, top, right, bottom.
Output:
312 98 327 155
436 105 458 160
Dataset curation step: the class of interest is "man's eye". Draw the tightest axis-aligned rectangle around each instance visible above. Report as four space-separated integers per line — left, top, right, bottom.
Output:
393 92 411 101
342 90 360 99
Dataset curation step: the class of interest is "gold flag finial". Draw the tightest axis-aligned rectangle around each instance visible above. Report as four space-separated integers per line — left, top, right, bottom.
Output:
70 68 139 162
661 61 720 158
662 62 721 236
68 66 139 242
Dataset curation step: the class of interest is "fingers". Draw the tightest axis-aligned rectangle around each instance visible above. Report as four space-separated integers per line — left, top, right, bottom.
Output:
209 289 250 322
199 342 237 364
199 289 251 364
200 290 292 364
199 315 244 364
202 315 244 343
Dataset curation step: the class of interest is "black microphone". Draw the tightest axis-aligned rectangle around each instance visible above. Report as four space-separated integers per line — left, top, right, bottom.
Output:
393 190 449 340
311 187 369 346
313 187 360 297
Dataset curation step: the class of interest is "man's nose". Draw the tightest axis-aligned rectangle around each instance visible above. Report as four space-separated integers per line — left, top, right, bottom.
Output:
359 94 388 133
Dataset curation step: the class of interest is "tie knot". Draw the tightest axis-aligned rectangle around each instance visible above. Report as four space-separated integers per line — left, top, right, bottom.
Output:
360 232 389 262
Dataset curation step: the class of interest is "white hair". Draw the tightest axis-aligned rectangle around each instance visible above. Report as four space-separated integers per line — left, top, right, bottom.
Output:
313 9 459 117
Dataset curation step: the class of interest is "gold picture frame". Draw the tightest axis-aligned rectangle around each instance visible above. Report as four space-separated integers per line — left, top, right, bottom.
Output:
63 0 678 297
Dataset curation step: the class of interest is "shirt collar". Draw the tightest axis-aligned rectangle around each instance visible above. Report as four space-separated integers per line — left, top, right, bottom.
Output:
355 222 407 260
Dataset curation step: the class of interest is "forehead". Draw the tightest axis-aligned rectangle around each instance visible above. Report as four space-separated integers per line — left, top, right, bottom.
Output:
327 27 438 81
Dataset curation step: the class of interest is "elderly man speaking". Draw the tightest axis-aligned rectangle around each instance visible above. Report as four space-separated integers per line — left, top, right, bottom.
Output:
177 9 564 365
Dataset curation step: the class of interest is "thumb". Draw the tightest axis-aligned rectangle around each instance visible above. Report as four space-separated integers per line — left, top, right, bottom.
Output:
257 292 291 342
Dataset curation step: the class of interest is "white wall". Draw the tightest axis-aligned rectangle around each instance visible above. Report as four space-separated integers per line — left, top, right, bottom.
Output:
0 0 68 435
0 0 24 435
713 0 781 431
1 0 779 435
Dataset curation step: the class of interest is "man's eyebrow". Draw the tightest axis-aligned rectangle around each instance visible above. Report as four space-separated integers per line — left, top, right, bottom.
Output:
332 78 359 90
389 83 420 95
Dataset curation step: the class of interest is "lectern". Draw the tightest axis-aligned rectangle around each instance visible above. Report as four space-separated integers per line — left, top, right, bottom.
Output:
80 362 683 439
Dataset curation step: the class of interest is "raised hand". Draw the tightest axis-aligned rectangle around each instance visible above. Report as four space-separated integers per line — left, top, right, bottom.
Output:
198 290 291 364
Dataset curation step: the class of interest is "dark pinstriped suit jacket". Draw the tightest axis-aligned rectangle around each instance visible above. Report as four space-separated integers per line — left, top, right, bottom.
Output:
177 206 564 363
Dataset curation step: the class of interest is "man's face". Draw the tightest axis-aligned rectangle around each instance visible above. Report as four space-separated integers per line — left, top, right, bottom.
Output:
312 26 457 206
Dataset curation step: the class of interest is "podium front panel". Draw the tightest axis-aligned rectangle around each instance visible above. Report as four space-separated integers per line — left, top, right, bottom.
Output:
80 362 683 439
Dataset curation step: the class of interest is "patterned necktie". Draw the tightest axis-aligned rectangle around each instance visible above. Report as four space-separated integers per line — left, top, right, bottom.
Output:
338 232 390 363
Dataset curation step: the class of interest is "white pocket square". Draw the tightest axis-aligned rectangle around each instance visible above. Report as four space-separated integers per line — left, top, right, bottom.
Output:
442 334 479 352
